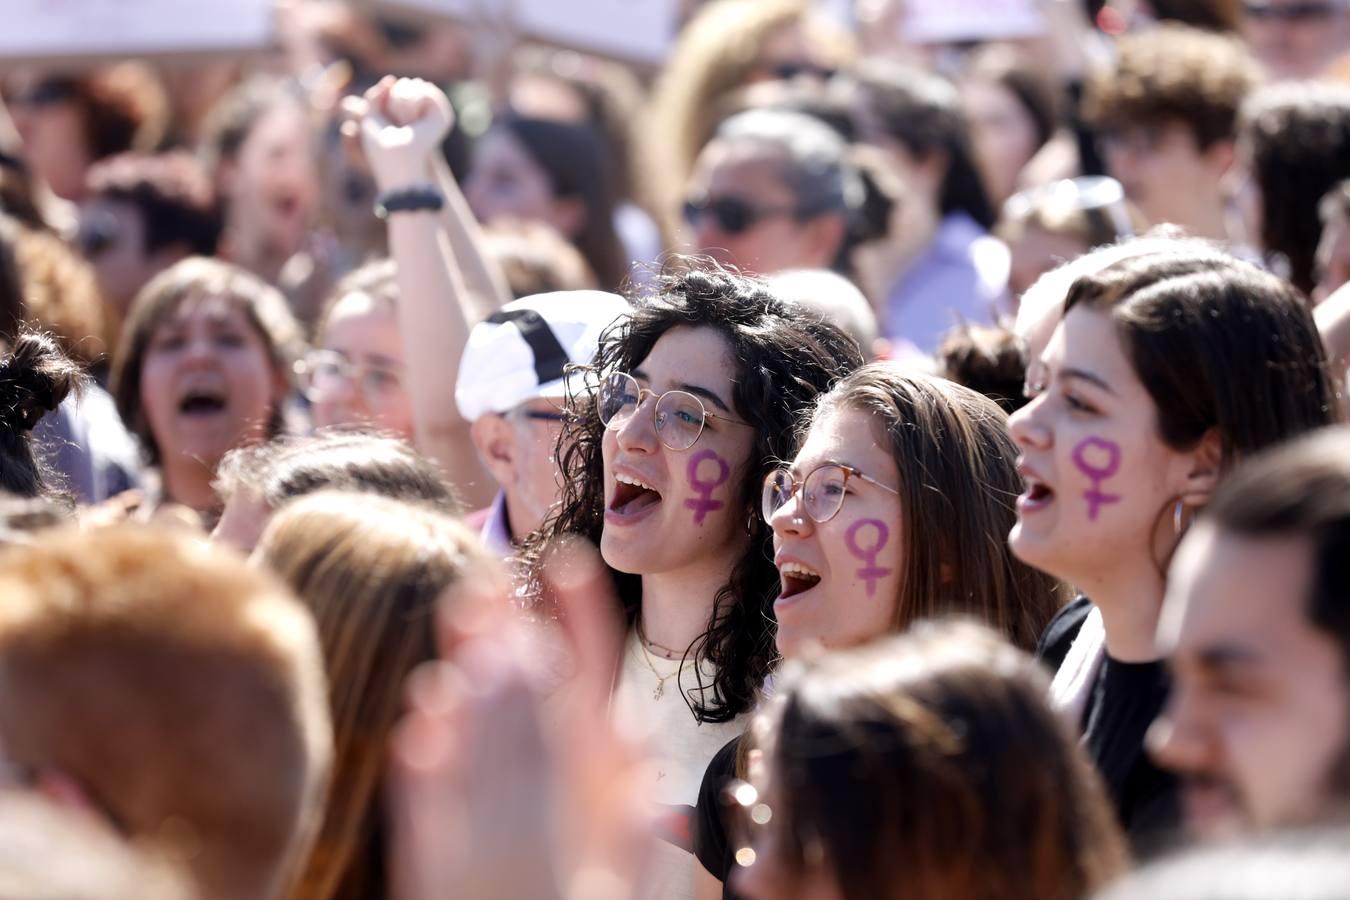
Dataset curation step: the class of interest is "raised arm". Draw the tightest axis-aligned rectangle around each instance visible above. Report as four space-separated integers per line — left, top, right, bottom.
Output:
356 77 496 506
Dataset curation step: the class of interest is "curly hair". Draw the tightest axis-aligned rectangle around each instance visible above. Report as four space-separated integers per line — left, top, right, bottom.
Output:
521 261 863 722
1084 24 1259 151
1240 82 1350 295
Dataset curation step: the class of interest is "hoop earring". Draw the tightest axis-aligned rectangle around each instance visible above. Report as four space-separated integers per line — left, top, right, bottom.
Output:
746 508 758 535
1173 500 1187 536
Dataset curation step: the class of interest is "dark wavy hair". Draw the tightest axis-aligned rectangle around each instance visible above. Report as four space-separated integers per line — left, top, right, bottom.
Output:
521 262 863 723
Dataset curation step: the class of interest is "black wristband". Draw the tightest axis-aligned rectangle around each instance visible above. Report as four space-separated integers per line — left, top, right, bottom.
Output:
374 184 445 219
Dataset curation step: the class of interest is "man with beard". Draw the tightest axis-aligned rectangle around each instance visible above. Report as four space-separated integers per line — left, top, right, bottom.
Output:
1150 427 1350 838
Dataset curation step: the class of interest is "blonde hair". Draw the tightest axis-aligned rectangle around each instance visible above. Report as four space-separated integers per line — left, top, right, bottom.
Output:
0 525 331 900
259 492 493 900
650 0 854 220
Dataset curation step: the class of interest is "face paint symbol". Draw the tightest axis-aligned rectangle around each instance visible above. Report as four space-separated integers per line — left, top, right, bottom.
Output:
685 449 730 525
1072 437 1122 521
845 518 892 598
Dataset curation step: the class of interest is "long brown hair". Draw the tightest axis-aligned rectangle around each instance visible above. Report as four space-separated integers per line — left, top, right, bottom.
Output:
259 492 491 900
811 366 1062 651
754 621 1128 900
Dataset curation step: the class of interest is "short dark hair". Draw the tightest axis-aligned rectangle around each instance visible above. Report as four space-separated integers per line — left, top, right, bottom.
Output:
1064 249 1339 464
86 151 221 257
935 323 1029 414
1205 427 1350 666
0 331 83 499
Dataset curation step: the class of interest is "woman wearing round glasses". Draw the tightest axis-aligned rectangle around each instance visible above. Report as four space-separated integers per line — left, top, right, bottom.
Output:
300 261 414 442
694 364 1062 897
523 263 861 900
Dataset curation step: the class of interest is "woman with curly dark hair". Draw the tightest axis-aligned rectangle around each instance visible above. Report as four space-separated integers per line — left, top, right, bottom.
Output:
522 260 861 900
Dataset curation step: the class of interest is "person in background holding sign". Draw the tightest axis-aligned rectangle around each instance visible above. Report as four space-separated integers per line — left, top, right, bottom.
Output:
520 264 862 900
1009 247 1338 850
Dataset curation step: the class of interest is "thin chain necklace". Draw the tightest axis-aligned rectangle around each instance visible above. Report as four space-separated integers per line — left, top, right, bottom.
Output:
635 631 684 700
636 616 682 660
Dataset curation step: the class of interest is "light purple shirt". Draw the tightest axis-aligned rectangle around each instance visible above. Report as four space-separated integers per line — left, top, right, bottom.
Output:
882 212 1011 354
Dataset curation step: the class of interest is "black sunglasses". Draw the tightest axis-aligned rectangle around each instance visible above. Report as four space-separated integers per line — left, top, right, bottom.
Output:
771 61 837 82
1244 1 1341 20
683 194 803 235
6 79 78 109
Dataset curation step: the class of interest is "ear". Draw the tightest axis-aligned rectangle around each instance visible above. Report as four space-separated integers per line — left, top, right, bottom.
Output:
1201 138 1236 179
548 196 586 240
470 414 519 489
1181 428 1226 507
803 214 848 266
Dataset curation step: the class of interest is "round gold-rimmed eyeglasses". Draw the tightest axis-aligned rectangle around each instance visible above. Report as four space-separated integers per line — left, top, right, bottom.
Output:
596 371 750 451
761 463 900 524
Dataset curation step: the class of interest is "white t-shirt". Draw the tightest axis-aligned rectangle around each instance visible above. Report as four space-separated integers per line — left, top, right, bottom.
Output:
612 629 749 900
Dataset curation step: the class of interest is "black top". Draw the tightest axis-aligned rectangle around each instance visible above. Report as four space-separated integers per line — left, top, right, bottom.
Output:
694 735 744 899
1038 596 1182 856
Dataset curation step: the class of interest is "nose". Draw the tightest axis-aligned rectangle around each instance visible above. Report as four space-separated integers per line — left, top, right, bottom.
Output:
1146 685 1213 778
1006 393 1051 451
768 484 814 541
613 395 660 454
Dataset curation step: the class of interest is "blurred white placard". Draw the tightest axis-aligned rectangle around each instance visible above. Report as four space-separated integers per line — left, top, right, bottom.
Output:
380 0 677 64
904 0 1046 43
0 0 275 61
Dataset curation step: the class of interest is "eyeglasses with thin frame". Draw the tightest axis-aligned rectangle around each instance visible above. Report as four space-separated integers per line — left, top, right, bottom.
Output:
596 371 750 451
296 350 404 408
762 462 900 524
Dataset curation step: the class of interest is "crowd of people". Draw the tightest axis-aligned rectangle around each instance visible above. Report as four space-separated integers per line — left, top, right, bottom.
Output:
3 0 1350 898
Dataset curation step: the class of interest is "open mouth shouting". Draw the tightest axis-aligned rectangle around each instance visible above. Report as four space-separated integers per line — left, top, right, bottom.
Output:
606 470 664 525
776 560 822 608
1017 462 1056 514
177 383 229 419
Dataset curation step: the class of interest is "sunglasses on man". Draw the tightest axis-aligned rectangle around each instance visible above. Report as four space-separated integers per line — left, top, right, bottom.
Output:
682 194 809 236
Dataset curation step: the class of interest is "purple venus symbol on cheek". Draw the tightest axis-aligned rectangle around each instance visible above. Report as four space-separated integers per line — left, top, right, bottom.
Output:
1071 436 1122 521
844 519 892 598
685 449 730 525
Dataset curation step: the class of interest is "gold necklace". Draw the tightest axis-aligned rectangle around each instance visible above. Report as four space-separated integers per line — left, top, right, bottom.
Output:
635 632 683 700
636 617 682 660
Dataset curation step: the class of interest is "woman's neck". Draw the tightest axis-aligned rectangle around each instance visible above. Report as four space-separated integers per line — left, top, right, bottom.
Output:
1086 563 1168 663
638 561 737 654
160 455 219 514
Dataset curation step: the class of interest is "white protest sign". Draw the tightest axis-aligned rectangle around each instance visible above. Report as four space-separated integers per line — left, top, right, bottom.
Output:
903 0 1046 43
378 0 677 64
0 0 276 62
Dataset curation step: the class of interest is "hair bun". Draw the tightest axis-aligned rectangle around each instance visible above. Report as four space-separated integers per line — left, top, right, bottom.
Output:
0 331 83 434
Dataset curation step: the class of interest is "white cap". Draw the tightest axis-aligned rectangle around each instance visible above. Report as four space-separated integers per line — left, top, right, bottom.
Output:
454 291 630 421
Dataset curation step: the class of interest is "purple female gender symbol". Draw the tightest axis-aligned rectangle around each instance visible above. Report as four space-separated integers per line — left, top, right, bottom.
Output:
845 518 892 598
1072 436 1122 521
685 449 730 525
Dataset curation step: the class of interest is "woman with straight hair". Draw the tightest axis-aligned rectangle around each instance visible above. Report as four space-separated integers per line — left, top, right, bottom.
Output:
259 490 491 900
1009 248 1340 848
732 621 1129 900
695 365 1063 897
849 61 1009 355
